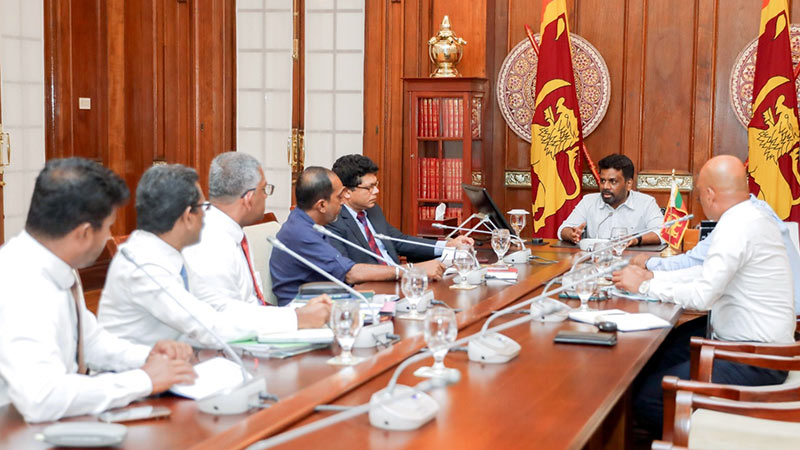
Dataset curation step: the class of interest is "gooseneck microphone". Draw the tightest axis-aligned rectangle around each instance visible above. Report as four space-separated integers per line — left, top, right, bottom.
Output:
266 236 394 349
119 248 267 415
372 233 440 249
312 224 408 271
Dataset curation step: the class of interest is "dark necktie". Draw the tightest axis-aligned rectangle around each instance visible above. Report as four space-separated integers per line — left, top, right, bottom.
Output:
241 235 267 306
356 211 386 265
70 270 87 375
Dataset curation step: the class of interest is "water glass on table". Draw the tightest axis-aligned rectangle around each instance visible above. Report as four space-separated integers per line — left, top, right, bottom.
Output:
326 299 365 366
398 267 429 320
491 229 511 266
414 306 460 380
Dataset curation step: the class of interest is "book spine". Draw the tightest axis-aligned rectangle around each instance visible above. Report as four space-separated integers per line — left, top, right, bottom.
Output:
433 98 439 137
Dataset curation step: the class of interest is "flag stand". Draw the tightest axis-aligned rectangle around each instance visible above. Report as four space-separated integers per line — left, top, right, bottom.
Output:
660 169 680 257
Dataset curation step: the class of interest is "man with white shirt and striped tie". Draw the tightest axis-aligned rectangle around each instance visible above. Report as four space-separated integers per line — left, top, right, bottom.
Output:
98 163 329 348
0 158 195 423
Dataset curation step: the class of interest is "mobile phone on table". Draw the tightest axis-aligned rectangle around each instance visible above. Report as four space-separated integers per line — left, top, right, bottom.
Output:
99 406 171 423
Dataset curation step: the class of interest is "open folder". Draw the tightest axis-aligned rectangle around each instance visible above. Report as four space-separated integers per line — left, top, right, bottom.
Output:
568 309 671 332
257 328 334 344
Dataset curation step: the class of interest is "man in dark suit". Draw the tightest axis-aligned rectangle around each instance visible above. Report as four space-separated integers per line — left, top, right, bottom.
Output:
327 155 472 269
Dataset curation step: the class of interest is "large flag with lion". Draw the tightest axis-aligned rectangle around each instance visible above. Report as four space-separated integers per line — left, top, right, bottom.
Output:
530 0 583 238
747 0 800 222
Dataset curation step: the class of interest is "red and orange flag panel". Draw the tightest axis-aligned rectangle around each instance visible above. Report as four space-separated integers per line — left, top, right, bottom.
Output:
748 0 800 222
530 0 583 237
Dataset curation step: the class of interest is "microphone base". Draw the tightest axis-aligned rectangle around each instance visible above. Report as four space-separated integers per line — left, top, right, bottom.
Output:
197 376 267 415
503 249 532 264
467 332 521 364
353 321 395 349
368 384 439 430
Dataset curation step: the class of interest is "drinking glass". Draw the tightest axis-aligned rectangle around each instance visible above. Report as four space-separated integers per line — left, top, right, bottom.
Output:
326 300 365 366
569 264 597 311
592 248 615 286
398 267 428 320
509 212 527 237
611 227 628 259
451 245 476 290
414 307 460 380
491 229 511 266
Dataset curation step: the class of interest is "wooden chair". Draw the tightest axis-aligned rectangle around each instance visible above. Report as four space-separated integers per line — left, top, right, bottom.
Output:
654 337 800 449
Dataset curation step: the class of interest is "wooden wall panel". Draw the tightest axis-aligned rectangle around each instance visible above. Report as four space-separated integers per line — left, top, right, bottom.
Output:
45 0 235 234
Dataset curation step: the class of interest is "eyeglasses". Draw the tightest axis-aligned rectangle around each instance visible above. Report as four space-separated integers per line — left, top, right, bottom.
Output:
352 182 379 192
241 184 275 198
191 201 211 211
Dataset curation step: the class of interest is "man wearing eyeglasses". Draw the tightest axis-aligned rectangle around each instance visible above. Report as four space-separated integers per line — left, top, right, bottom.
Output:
182 152 331 325
327 154 473 269
99 164 323 347
557 154 664 246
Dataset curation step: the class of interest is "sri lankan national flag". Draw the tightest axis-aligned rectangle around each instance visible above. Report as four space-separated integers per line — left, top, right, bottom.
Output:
747 0 800 222
530 0 583 238
661 178 689 249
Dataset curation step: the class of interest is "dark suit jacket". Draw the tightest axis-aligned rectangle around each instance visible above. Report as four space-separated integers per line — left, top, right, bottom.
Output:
325 204 437 264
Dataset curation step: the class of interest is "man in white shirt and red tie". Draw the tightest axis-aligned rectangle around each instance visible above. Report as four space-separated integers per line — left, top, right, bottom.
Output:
183 152 331 318
99 163 330 348
0 158 196 423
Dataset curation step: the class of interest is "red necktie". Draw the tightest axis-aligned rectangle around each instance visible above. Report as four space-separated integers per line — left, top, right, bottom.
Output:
356 211 386 265
241 235 267 305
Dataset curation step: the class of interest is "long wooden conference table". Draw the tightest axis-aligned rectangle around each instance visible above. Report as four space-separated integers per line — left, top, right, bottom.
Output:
0 242 681 449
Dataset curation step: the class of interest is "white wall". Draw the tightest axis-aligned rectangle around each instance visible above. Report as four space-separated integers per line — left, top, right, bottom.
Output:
236 0 364 222
0 0 45 241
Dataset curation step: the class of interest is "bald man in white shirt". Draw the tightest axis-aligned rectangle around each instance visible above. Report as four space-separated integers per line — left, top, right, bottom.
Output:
613 155 794 437
0 158 195 423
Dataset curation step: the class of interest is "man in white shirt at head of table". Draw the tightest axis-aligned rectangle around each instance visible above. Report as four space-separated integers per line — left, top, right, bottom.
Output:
612 154 794 438
98 164 331 348
558 154 664 246
0 158 196 423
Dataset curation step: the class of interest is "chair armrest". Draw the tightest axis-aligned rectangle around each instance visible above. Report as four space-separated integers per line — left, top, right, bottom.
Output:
668 389 800 447
689 337 800 382
661 376 800 441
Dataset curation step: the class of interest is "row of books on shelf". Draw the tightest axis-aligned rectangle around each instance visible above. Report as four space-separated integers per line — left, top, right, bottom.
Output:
417 97 464 138
418 206 463 222
418 158 463 200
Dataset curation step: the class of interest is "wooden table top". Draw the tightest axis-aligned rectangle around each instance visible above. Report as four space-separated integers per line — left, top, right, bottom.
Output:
0 242 678 450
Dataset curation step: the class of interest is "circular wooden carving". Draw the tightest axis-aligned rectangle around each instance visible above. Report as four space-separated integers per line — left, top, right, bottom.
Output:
496 34 611 143
730 24 800 128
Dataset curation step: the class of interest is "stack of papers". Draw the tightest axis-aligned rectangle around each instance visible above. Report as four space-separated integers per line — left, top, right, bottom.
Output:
486 267 518 281
230 340 330 359
607 287 659 302
257 328 334 344
568 309 671 332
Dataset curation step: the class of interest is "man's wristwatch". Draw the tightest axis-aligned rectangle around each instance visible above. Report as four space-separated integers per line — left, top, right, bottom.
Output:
638 279 651 295
635 235 643 246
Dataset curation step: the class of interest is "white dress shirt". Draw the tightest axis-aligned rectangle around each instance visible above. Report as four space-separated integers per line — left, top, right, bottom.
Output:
557 191 665 241
98 230 297 348
0 231 152 423
182 206 293 318
647 200 795 343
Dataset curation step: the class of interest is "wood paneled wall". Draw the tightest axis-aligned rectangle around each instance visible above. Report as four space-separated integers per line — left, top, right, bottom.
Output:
44 0 235 291
366 0 800 235
44 0 235 235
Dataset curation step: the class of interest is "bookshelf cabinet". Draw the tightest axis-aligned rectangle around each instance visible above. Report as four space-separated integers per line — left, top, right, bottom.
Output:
403 77 487 236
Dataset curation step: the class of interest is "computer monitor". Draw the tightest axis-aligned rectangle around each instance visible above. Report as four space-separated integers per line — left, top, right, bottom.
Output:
461 184 514 232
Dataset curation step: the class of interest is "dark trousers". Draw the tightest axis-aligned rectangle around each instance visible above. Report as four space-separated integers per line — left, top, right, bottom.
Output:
633 316 789 436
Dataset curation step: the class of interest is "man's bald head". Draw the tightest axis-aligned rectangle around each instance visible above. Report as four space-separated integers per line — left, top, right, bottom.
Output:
696 155 750 220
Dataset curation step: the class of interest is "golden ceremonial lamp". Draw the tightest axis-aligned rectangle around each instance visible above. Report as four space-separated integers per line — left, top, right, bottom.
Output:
428 16 467 77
